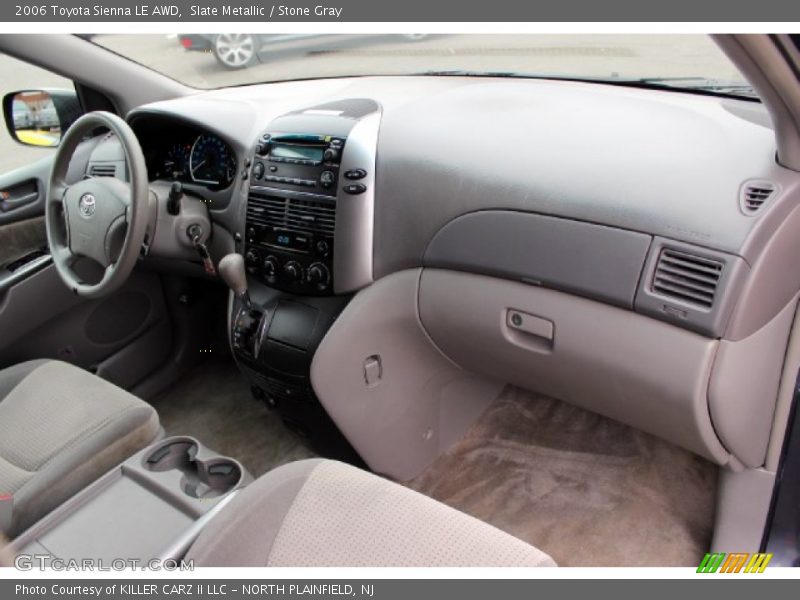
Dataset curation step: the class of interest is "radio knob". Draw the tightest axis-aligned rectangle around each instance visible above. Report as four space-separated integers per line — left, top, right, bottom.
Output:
255 142 270 156
323 148 339 163
263 255 280 280
307 263 330 288
319 170 335 189
283 261 304 283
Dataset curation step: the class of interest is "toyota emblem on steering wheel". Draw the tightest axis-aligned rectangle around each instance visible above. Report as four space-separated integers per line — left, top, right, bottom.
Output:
78 193 96 218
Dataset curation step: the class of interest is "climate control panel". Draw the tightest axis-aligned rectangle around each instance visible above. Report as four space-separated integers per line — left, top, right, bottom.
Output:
244 191 335 295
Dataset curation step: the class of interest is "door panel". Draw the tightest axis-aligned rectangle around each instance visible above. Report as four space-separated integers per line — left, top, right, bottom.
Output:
0 52 174 392
0 157 51 226
0 215 45 267
0 262 172 390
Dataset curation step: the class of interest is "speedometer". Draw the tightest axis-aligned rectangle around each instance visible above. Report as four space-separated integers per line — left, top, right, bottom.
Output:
189 134 236 188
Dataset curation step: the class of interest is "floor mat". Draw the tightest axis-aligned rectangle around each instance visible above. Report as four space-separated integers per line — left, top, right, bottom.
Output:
408 386 718 567
150 359 316 478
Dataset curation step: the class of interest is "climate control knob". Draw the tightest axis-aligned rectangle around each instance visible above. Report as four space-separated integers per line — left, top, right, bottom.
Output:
245 250 260 269
263 255 280 280
283 261 304 283
307 263 330 289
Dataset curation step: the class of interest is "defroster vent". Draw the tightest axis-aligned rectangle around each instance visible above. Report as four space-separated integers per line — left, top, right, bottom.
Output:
652 248 723 309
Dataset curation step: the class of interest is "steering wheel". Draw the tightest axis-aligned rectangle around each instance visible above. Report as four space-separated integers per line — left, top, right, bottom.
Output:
46 111 149 299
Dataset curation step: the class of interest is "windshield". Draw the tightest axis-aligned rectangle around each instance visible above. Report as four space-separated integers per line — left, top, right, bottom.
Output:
92 33 754 99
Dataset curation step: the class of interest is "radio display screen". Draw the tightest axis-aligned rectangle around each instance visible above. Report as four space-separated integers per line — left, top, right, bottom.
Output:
271 144 325 161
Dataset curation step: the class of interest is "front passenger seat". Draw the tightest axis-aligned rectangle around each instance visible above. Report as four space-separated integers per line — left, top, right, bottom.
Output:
187 459 556 567
0 359 160 536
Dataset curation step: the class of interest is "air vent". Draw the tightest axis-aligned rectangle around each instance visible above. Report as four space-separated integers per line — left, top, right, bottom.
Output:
89 164 117 178
247 193 335 236
652 248 723 309
740 180 777 215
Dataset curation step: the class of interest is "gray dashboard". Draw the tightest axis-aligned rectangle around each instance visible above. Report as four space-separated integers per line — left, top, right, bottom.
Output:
125 75 800 340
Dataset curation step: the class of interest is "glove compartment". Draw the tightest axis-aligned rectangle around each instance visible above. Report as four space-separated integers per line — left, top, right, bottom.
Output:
418 268 730 464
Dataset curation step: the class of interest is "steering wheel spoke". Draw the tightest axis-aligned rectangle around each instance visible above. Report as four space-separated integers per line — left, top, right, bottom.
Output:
52 246 77 268
49 179 69 203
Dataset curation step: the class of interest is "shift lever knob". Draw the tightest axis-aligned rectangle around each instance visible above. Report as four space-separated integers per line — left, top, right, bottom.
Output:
218 253 250 306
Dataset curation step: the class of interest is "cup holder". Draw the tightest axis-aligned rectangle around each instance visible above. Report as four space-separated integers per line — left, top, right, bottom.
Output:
143 438 243 499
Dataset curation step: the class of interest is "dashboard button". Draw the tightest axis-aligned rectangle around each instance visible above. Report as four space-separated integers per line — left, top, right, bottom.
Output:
320 170 335 189
344 169 367 180
343 183 367 194
315 239 330 257
252 162 265 179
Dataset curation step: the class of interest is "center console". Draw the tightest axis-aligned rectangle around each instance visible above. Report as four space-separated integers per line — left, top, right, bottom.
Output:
231 99 381 461
11 436 249 563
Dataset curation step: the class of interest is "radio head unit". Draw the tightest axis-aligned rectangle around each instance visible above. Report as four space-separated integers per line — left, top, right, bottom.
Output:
251 133 345 197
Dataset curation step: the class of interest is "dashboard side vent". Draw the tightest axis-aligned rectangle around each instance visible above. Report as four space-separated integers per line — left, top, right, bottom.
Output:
247 193 335 236
740 180 777 215
89 164 117 178
651 248 723 309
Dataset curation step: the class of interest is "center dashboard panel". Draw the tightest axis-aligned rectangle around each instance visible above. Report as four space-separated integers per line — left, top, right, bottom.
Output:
243 98 380 297
230 98 381 461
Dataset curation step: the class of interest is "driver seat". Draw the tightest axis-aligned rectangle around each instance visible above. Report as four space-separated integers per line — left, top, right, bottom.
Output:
0 359 160 537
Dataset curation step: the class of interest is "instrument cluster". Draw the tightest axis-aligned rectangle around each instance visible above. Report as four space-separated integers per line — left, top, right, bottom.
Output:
139 120 237 191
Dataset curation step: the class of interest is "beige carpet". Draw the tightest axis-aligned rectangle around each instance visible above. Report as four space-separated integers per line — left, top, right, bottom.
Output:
409 386 718 567
150 359 316 478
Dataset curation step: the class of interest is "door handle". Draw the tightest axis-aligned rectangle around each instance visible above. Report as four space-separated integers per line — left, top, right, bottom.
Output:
0 191 38 212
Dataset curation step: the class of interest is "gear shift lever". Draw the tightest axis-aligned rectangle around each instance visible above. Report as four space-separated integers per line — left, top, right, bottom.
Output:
218 253 251 309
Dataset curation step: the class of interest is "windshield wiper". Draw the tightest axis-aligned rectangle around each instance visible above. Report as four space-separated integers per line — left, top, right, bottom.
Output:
416 71 759 100
633 77 758 98
417 70 531 78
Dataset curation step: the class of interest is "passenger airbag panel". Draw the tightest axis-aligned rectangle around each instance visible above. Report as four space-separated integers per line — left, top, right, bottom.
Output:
423 211 652 308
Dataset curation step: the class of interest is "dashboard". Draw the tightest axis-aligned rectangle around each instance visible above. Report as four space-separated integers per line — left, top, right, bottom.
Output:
121 77 798 342
112 73 800 499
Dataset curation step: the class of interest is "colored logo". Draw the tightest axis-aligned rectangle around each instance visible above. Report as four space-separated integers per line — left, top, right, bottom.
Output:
697 552 773 573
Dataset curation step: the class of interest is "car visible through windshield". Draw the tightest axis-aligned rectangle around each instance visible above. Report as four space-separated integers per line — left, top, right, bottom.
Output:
91 34 754 99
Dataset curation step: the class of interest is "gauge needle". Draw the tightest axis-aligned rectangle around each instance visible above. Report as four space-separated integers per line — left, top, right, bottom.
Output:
192 160 206 172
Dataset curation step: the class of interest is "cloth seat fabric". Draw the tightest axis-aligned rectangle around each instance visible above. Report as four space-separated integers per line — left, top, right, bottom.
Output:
0 359 160 536
187 458 557 567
